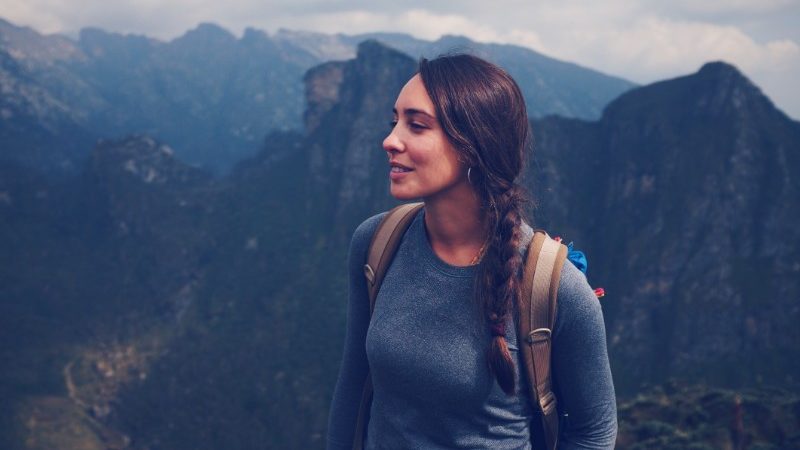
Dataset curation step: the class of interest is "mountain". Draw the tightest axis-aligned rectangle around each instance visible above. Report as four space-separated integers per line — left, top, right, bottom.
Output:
345 32 637 120
0 19 317 175
0 17 635 175
0 46 95 176
274 29 636 119
0 135 221 450
530 61 800 393
1 38 799 449
73 23 319 172
0 41 413 449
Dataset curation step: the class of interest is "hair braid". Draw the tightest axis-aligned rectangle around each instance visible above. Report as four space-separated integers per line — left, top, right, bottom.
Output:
482 186 525 395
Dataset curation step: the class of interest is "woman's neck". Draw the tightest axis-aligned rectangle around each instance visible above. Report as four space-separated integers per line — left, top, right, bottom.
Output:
422 186 488 266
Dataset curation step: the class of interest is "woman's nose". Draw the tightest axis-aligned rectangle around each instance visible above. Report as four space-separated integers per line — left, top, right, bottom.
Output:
383 128 403 154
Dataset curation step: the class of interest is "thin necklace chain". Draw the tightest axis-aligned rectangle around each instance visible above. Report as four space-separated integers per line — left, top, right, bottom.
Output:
469 238 490 265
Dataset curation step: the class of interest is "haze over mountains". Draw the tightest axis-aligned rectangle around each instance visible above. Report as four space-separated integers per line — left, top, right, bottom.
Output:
1 16 799 450
0 18 634 175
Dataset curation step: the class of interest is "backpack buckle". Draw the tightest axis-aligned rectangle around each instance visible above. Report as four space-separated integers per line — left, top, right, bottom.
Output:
527 328 551 344
363 264 376 285
539 391 557 414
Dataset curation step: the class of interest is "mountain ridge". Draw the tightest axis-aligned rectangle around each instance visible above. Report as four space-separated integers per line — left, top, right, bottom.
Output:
0 17 637 174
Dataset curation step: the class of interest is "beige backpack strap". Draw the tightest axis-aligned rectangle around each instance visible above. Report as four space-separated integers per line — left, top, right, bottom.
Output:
363 202 424 314
353 202 424 450
519 230 568 450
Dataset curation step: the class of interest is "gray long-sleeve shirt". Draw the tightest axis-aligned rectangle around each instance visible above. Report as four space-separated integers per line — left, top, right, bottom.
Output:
327 208 617 449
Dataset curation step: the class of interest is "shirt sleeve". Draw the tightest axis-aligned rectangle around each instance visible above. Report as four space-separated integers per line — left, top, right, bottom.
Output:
326 213 386 450
551 260 618 449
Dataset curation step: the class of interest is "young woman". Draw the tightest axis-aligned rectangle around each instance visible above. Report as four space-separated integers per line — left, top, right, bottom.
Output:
327 54 617 449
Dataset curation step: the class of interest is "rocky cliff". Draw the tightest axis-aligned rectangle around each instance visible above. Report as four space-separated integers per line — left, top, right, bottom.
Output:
531 61 800 392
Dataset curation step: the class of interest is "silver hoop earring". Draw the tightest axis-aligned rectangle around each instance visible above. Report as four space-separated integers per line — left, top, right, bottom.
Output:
467 167 473 184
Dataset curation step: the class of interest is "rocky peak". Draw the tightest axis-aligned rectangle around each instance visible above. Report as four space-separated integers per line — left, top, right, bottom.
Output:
353 39 408 64
238 27 285 58
89 135 211 187
77 27 158 60
696 60 744 79
335 39 417 111
162 23 241 70
340 40 419 121
692 61 774 116
303 40 416 232
273 28 354 60
603 60 775 123
241 27 267 40
172 22 237 48
303 39 414 136
303 61 345 133
241 27 270 45
0 17 84 65
432 34 477 50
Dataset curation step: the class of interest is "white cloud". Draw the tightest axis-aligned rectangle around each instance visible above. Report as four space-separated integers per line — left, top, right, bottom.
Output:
667 0 796 15
528 15 800 117
1 0 65 35
549 16 797 77
264 8 548 51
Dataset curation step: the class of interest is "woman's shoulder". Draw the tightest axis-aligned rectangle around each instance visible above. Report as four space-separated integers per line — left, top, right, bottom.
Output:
554 257 605 336
348 211 390 259
352 211 389 243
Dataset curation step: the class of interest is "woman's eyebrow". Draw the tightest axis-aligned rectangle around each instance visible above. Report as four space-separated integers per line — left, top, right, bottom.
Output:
392 107 436 120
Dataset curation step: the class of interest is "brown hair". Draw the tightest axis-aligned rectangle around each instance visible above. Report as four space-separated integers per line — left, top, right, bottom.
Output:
418 54 531 395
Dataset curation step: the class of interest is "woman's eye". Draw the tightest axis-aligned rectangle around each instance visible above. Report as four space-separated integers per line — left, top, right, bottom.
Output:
409 122 427 131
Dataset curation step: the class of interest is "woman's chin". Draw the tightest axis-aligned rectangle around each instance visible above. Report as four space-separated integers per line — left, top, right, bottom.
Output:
389 186 422 201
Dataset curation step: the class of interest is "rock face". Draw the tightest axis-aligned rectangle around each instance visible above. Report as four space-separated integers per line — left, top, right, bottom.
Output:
531 61 800 393
0 48 94 175
91 136 208 184
0 19 317 174
303 40 417 235
303 61 345 134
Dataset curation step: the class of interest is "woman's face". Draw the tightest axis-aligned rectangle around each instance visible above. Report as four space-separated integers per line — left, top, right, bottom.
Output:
383 74 470 201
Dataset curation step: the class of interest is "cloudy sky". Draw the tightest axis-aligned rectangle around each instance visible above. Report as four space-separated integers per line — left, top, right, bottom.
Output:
2 0 799 118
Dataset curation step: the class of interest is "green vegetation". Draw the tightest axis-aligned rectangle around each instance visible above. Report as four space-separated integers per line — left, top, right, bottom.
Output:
617 382 800 449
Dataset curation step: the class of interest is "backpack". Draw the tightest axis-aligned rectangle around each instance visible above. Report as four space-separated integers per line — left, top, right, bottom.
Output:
352 202 568 450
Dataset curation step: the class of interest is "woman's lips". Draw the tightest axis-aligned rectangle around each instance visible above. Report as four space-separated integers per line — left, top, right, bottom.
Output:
389 164 413 180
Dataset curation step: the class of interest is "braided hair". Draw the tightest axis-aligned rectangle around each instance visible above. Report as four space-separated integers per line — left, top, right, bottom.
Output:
418 54 530 395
